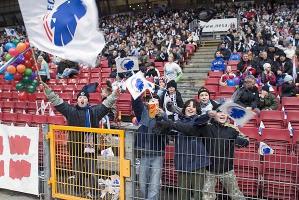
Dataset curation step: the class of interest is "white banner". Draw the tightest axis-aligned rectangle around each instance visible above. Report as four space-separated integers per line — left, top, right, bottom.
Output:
5 28 18 37
199 18 237 33
18 0 105 66
0 124 39 195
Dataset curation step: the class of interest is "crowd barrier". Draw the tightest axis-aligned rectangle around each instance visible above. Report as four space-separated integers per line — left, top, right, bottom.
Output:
45 125 299 200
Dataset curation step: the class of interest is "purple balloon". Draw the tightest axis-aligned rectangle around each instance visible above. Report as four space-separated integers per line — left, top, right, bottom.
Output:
30 72 37 80
15 54 25 64
234 77 240 85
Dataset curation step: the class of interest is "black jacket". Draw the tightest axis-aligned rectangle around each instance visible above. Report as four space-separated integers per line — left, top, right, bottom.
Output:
277 58 293 75
233 86 259 109
281 82 297 97
160 117 249 174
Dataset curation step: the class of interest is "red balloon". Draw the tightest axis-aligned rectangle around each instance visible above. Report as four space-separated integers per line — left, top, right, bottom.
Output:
31 65 38 71
24 60 32 68
18 92 28 101
8 48 19 57
14 73 23 81
25 42 30 49
24 51 32 60
27 93 37 101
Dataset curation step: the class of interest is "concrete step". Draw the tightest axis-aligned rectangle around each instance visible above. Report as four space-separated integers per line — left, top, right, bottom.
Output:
191 58 214 62
184 64 210 69
183 68 210 73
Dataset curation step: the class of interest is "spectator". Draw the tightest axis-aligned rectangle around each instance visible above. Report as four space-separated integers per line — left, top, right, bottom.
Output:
164 54 183 82
43 82 119 198
233 75 259 110
218 43 231 61
258 85 278 110
219 65 237 87
237 53 253 73
282 74 297 97
145 62 160 79
160 80 184 121
37 55 50 82
197 87 219 115
261 63 276 86
132 95 168 200
211 51 226 72
277 52 293 76
252 51 272 75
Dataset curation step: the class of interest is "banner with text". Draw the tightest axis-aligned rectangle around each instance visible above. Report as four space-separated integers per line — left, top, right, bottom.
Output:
0 124 39 195
199 18 237 33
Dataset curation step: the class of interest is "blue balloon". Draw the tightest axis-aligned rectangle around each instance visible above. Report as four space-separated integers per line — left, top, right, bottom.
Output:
234 77 240 85
4 42 16 51
15 54 25 64
227 79 235 87
4 72 14 81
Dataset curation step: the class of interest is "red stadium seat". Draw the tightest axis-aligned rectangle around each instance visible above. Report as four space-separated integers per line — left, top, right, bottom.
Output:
0 84 13 91
89 93 102 104
1 92 12 101
90 68 101 73
79 72 90 79
2 112 17 123
260 128 292 155
219 86 236 97
31 115 48 125
14 101 27 113
208 71 223 78
16 113 33 125
63 85 76 92
205 77 220 86
282 97 299 111
51 85 64 92
260 110 285 129
90 72 101 78
67 79 77 84
78 79 89 84
2 101 15 112
100 60 109 68
286 111 299 130
59 93 73 101
261 155 298 200
48 115 66 125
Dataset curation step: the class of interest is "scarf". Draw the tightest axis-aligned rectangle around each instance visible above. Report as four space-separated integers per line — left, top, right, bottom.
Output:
83 106 95 153
164 92 178 120
200 100 213 115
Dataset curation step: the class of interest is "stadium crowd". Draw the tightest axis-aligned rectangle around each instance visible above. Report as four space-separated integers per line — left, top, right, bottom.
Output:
0 1 298 200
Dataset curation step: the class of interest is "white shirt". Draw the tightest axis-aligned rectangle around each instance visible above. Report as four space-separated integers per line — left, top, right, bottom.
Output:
164 62 182 82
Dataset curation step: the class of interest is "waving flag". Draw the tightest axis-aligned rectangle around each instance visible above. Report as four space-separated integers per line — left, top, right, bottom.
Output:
288 122 294 137
218 101 255 126
258 121 265 135
5 28 18 37
116 57 139 73
125 71 154 100
259 142 274 155
18 0 105 66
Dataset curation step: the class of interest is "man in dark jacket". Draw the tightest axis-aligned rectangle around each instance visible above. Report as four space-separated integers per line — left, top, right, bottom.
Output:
43 82 119 198
252 51 273 76
277 52 293 76
132 95 168 200
233 75 259 110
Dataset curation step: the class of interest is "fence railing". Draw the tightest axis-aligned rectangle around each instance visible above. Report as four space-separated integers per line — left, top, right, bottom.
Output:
45 126 299 200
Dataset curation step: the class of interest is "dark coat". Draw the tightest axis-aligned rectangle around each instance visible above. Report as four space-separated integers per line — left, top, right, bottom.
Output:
132 97 167 155
281 82 297 97
233 86 259 109
277 58 293 75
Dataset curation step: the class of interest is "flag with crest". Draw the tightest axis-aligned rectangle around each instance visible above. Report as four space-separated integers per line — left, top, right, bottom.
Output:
18 0 105 65
116 57 139 73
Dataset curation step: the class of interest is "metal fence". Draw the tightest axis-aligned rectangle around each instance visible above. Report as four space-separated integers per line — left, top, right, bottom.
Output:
47 125 130 200
45 126 299 200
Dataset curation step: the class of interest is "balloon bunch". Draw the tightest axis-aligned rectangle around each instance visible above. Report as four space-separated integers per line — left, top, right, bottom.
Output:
2 40 39 101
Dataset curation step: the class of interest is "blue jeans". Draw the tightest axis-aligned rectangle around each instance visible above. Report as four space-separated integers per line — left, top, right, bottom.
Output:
139 156 163 200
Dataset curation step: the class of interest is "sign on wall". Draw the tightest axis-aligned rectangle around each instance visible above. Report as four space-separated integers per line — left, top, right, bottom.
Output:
0 124 39 195
199 18 237 33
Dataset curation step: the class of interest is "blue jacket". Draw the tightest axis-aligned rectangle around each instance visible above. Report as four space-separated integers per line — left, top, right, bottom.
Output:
229 53 241 61
174 115 210 171
211 57 226 71
132 97 167 155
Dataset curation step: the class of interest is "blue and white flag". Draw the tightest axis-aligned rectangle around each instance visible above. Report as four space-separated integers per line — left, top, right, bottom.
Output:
259 142 274 155
258 121 265 135
115 57 139 73
18 0 105 66
218 101 255 126
125 71 154 100
288 122 294 137
5 28 18 37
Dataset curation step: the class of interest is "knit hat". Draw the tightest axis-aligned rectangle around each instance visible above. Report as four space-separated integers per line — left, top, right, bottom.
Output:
197 87 210 98
77 91 89 100
166 80 177 90
261 85 270 93
284 74 293 83
279 52 286 57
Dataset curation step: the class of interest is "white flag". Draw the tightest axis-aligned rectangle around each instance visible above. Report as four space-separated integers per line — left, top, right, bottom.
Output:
288 122 294 137
116 57 139 73
258 121 265 135
125 72 154 100
218 101 255 126
282 106 287 120
18 0 105 66
5 28 18 37
259 142 274 155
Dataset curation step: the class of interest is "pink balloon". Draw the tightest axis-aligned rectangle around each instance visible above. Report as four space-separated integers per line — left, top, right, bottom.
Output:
8 48 19 57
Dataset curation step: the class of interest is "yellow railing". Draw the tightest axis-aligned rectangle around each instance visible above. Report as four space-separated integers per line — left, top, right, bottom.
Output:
48 125 130 200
